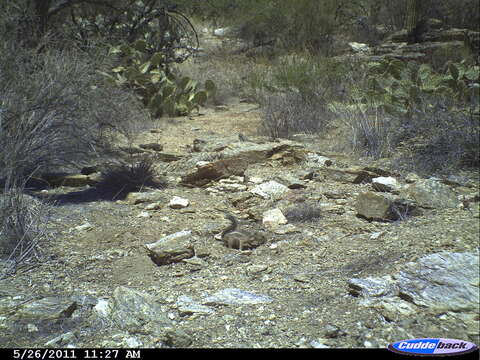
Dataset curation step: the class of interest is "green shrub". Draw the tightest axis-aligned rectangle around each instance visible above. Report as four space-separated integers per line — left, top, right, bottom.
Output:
362 59 479 120
255 56 346 139
102 40 216 117
194 0 339 54
247 55 347 100
332 57 480 168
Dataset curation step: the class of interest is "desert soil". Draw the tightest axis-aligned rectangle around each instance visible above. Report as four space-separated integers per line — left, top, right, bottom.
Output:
1 101 479 349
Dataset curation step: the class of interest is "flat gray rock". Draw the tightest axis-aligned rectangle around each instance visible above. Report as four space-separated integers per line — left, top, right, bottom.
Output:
99 286 171 335
396 252 479 312
176 296 215 315
406 179 458 209
14 297 77 321
202 288 273 306
349 251 479 313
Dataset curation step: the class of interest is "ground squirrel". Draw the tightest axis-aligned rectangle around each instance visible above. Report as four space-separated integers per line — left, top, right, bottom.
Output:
219 212 267 250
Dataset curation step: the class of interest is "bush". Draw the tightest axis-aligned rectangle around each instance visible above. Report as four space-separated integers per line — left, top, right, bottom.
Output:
0 185 51 274
0 39 151 185
255 56 345 139
330 101 398 159
248 55 347 101
260 92 330 140
332 57 480 169
180 44 260 105
393 105 479 174
193 0 339 55
96 158 166 200
0 46 95 181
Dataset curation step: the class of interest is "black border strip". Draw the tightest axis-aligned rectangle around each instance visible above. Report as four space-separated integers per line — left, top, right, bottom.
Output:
1 348 479 360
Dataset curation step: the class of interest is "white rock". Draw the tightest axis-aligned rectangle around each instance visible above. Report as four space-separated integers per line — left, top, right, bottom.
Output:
372 177 398 192
44 332 76 347
251 181 289 200
219 176 245 185
137 211 151 218
27 323 38 332
195 161 210 168
214 183 247 192
306 153 333 167
405 172 421 183
370 231 385 240
272 224 298 234
213 27 230 37
263 208 288 229
144 231 194 266
145 202 163 210
146 230 192 249
169 196 189 209
74 222 93 232
94 299 111 317
248 176 264 184
311 340 330 348
203 288 273 305
125 337 142 348
349 42 370 53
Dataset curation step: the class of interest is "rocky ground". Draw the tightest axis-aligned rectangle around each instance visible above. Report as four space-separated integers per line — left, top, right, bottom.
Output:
0 100 478 349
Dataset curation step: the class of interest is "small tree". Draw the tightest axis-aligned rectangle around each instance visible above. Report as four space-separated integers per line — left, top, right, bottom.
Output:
10 0 198 71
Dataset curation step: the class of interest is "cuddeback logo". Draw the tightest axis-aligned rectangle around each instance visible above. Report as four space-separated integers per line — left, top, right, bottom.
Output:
388 338 478 356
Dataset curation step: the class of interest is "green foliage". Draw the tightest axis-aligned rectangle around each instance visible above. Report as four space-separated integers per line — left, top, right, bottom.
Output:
246 55 347 102
255 56 343 139
272 56 324 99
102 41 216 117
192 0 339 54
336 57 480 166
361 59 479 119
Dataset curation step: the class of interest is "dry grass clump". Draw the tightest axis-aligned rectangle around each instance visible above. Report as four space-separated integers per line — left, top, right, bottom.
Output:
329 101 398 159
0 41 150 184
0 186 52 277
178 23 276 105
284 203 322 223
254 55 345 139
392 109 479 175
259 91 331 139
96 158 166 200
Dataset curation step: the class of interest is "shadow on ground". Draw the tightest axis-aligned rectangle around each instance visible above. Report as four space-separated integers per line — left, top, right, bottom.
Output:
30 187 130 205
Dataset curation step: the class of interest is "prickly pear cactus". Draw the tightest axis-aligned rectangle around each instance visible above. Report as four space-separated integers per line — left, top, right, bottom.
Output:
102 42 216 117
360 58 479 121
